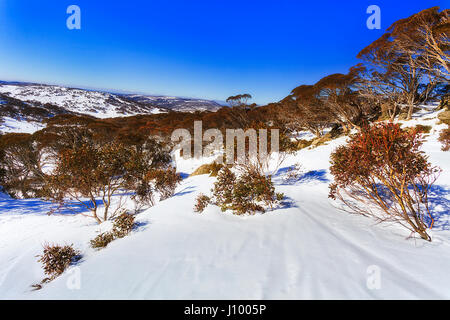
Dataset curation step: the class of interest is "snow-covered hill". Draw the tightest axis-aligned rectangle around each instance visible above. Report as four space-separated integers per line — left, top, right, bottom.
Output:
120 94 224 113
0 82 224 129
0 83 163 119
0 105 449 299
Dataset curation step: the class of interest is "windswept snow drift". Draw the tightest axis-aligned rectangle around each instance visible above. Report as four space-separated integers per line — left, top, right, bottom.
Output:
0 107 449 299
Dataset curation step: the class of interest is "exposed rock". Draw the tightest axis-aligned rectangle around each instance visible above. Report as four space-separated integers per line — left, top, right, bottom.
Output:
310 133 332 147
438 110 450 125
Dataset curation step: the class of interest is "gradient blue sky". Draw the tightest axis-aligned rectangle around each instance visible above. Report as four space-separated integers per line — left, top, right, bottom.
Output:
0 0 446 104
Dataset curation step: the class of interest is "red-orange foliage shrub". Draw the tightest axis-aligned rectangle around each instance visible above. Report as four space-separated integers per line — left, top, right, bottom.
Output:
329 123 440 241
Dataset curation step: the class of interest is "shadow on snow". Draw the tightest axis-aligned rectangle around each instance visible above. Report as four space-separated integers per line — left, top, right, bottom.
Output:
429 185 450 231
275 166 329 185
0 197 95 216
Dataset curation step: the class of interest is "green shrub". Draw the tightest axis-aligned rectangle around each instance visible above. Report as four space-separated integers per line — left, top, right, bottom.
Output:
212 167 236 211
231 167 277 215
210 166 280 215
276 193 285 201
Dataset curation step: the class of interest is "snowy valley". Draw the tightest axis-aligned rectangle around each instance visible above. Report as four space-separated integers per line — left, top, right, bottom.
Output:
0 105 449 299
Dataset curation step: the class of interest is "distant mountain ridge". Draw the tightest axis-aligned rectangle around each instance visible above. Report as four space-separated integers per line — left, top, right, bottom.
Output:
0 81 225 123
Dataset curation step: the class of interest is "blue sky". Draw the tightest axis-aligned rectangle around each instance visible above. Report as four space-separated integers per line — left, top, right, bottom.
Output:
0 0 445 104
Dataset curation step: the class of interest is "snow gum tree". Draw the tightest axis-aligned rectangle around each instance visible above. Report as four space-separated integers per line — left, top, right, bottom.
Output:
0 133 47 198
357 7 449 120
44 137 179 223
44 141 135 223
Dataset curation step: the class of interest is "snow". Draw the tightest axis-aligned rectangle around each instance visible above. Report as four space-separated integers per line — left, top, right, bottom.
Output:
0 116 45 134
0 106 449 299
0 84 153 119
0 83 222 116
0 192 10 200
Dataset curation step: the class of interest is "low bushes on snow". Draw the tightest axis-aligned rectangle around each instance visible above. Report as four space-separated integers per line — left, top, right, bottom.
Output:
438 110 450 125
283 163 304 183
198 165 283 215
193 194 211 213
295 139 313 150
145 167 182 201
415 124 432 134
112 212 136 238
0 127 179 222
230 167 278 215
329 123 440 241
0 133 46 199
90 232 115 249
37 243 80 280
91 212 136 249
212 166 236 211
131 167 183 212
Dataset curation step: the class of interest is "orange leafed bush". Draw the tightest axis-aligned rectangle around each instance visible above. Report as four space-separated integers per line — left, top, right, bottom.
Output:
329 123 440 241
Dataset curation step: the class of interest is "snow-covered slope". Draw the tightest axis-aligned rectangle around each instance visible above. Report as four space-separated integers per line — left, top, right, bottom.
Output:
0 82 224 126
0 107 449 299
121 94 224 112
0 83 165 119
0 116 45 134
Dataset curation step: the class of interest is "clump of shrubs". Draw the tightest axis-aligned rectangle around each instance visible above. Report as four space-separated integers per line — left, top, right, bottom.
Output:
438 127 450 151
329 123 440 241
37 243 80 280
276 192 285 201
90 212 136 249
415 124 432 134
195 166 283 215
90 231 115 249
149 167 183 201
194 194 211 213
231 167 277 215
112 212 136 238
283 163 303 183
212 166 236 211
130 166 182 211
